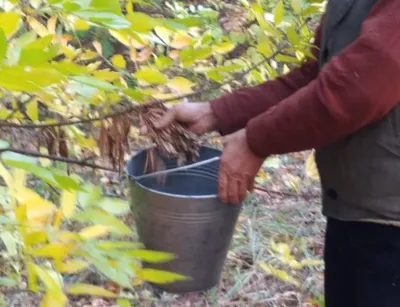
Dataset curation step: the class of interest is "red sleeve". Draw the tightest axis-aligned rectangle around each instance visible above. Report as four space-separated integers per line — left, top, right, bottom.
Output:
245 0 400 157
209 17 324 136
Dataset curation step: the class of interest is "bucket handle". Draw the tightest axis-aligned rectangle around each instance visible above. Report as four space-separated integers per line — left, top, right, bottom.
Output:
133 156 221 181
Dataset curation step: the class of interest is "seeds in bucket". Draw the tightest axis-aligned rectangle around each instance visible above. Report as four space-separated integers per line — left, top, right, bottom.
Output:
139 104 201 175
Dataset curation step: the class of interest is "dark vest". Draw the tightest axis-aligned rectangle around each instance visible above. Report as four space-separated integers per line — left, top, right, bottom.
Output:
316 0 400 221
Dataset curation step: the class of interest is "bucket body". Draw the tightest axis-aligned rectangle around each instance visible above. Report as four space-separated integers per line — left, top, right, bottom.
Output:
126 146 242 293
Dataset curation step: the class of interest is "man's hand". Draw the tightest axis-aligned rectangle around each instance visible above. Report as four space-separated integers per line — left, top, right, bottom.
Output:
139 101 217 136
219 129 265 205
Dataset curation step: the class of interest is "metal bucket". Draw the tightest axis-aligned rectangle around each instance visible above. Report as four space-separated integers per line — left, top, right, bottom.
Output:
126 146 242 293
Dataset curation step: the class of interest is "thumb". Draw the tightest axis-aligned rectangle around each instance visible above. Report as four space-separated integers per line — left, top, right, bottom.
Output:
153 107 177 130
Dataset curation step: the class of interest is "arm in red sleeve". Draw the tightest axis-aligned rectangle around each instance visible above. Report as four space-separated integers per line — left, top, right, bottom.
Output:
245 0 400 157
209 16 324 136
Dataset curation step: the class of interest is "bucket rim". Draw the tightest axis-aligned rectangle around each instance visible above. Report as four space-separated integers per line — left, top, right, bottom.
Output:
124 145 222 200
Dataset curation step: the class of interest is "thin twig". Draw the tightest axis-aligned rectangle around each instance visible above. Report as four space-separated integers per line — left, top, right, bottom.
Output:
0 148 115 172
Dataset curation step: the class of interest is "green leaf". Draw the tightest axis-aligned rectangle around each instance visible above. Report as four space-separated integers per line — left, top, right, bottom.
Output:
53 173 85 192
86 252 132 288
291 0 302 14
98 197 130 216
72 76 118 91
67 283 117 297
275 54 300 63
0 66 65 92
90 0 122 15
0 29 7 62
44 62 90 75
78 183 102 208
129 249 176 263
1 152 38 166
127 12 162 33
96 241 144 250
137 268 188 284
76 11 130 29
33 265 62 292
134 67 167 84
72 208 133 235
0 12 21 37
263 156 281 169
0 140 9 150
274 0 285 25
1 160 60 187
1 232 18 256
0 215 18 225
180 46 212 67
19 44 59 65
117 299 132 307
0 277 17 287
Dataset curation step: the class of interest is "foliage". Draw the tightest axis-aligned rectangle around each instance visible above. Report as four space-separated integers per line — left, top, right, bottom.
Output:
0 0 326 305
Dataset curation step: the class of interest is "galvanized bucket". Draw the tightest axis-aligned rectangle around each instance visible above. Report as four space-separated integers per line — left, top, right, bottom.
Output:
126 146 242 293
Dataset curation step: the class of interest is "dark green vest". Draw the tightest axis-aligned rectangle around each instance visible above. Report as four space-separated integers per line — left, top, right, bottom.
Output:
316 0 400 221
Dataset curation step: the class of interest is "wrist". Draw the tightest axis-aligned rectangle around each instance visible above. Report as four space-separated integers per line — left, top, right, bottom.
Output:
202 102 218 132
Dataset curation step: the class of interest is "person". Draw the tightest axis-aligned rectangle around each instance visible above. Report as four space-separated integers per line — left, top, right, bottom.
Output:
141 0 400 306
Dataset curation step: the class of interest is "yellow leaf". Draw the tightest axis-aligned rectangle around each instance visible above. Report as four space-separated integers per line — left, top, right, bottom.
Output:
41 292 67 307
16 187 56 226
170 32 193 49
134 67 167 85
61 190 76 218
52 207 63 230
167 77 194 94
274 0 285 25
126 0 134 15
136 268 188 284
109 30 148 48
27 261 38 292
27 17 48 37
73 19 90 31
26 99 39 121
67 283 117 297
112 54 126 69
92 70 121 81
154 26 171 45
79 225 110 239
213 42 236 54
77 51 98 61
0 12 21 37
59 259 89 274
47 16 58 35
305 151 319 181
93 41 103 55
259 263 300 287
29 243 74 259
130 47 137 61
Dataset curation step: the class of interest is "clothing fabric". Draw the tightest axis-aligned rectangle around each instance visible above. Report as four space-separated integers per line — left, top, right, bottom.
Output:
324 218 400 307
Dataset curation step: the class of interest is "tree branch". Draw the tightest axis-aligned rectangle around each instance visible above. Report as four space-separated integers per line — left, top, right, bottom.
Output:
1 148 116 172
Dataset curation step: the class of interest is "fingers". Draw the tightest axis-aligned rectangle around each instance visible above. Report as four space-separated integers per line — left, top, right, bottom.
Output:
153 107 177 130
219 168 229 204
219 165 248 205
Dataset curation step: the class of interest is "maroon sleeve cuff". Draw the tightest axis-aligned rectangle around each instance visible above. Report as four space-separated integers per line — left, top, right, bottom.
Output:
209 95 237 136
245 113 271 158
